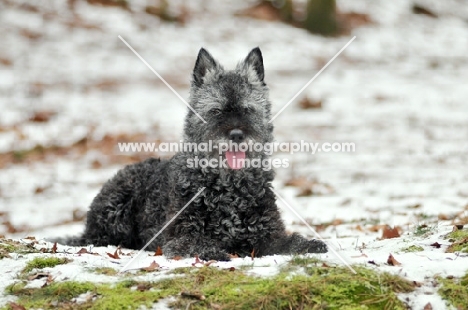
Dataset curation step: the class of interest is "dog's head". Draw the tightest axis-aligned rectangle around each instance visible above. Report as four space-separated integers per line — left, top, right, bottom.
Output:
184 48 274 170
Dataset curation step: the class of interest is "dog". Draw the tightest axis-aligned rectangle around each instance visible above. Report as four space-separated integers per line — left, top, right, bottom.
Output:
62 47 327 261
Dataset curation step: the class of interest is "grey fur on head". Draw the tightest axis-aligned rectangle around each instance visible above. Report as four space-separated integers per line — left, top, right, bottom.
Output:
56 47 327 261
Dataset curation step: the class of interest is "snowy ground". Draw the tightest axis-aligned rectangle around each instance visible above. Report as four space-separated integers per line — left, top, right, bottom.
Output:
0 0 467 309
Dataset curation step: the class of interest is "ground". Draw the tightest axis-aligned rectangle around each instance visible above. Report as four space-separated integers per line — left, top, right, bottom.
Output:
0 0 467 309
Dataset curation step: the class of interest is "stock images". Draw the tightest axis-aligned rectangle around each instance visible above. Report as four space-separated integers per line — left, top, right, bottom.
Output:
0 0 467 309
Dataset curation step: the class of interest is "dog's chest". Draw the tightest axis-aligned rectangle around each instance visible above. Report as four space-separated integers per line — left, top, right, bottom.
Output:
202 184 266 241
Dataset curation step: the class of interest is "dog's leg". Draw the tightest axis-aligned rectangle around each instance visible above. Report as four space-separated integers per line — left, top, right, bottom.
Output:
254 188 328 256
259 232 327 255
162 235 231 261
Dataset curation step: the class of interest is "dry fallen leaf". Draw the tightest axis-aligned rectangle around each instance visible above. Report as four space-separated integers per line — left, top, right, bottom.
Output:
154 246 163 256
298 97 322 110
423 302 433 310
141 261 160 272
106 248 120 259
29 111 56 123
387 253 401 266
51 242 57 254
76 248 89 254
430 242 441 249
382 225 401 239
8 302 26 310
172 256 182 261
228 253 239 259
251 249 255 261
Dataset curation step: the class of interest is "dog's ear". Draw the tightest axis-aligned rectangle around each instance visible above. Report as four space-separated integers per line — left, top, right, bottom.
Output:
193 48 219 87
241 47 264 82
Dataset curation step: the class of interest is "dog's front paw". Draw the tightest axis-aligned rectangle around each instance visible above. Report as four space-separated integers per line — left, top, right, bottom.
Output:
306 239 328 253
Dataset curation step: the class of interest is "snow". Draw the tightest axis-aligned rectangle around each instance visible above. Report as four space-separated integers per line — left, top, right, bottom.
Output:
0 0 467 308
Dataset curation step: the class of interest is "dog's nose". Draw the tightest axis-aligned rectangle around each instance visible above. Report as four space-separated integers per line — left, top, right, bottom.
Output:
229 129 244 143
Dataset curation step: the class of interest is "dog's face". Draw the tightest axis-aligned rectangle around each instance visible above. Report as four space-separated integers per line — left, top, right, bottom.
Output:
184 48 274 169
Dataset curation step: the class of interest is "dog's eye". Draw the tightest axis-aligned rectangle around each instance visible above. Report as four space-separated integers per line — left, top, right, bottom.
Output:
210 109 222 116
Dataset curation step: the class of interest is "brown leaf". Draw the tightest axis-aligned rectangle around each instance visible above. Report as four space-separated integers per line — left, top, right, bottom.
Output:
228 253 239 259
251 248 255 260
172 256 182 261
423 302 433 310
154 246 163 256
29 111 56 123
76 248 89 254
355 225 364 232
430 242 441 249
227 267 236 272
412 4 438 18
298 97 322 110
382 225 400 239
141 261 160 272
8 303 26 310
51 242 57 254
321 262 330 268
387 253 401 266
106 248 120 259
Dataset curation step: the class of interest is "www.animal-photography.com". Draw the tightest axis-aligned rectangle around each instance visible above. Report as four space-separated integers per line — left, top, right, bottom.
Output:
0 1 467 309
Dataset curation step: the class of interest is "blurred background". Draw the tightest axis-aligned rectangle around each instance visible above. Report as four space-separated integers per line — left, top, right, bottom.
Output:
0 0 467 241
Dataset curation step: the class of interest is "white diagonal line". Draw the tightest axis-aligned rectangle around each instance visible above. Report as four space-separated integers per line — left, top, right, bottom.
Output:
271 188 357 274
269 36 356 123
118 35 207 124
119 187 206 273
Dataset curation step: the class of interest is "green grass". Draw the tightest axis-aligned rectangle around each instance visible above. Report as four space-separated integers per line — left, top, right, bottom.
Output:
400 245 424 253
413 224 434 236
91 267 118 276
4 258 415 310
0 238 41 259
23 257 72 273
445 229 468 253
438 272 468 309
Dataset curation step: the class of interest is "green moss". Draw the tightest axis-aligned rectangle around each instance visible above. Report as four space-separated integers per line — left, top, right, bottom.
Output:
23 257 71 273
438 273 468 309
445 229 468 253
0 238 40 259
91 267 118 276
414 224 434 236
445 229 468 241
400 245 424 253
4 260 415 310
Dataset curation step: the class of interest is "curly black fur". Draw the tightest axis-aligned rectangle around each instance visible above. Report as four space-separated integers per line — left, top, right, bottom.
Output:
61 48 327 261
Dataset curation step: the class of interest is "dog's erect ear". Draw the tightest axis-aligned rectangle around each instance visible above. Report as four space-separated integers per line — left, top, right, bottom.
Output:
242 47 264 82
193 48 219 87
